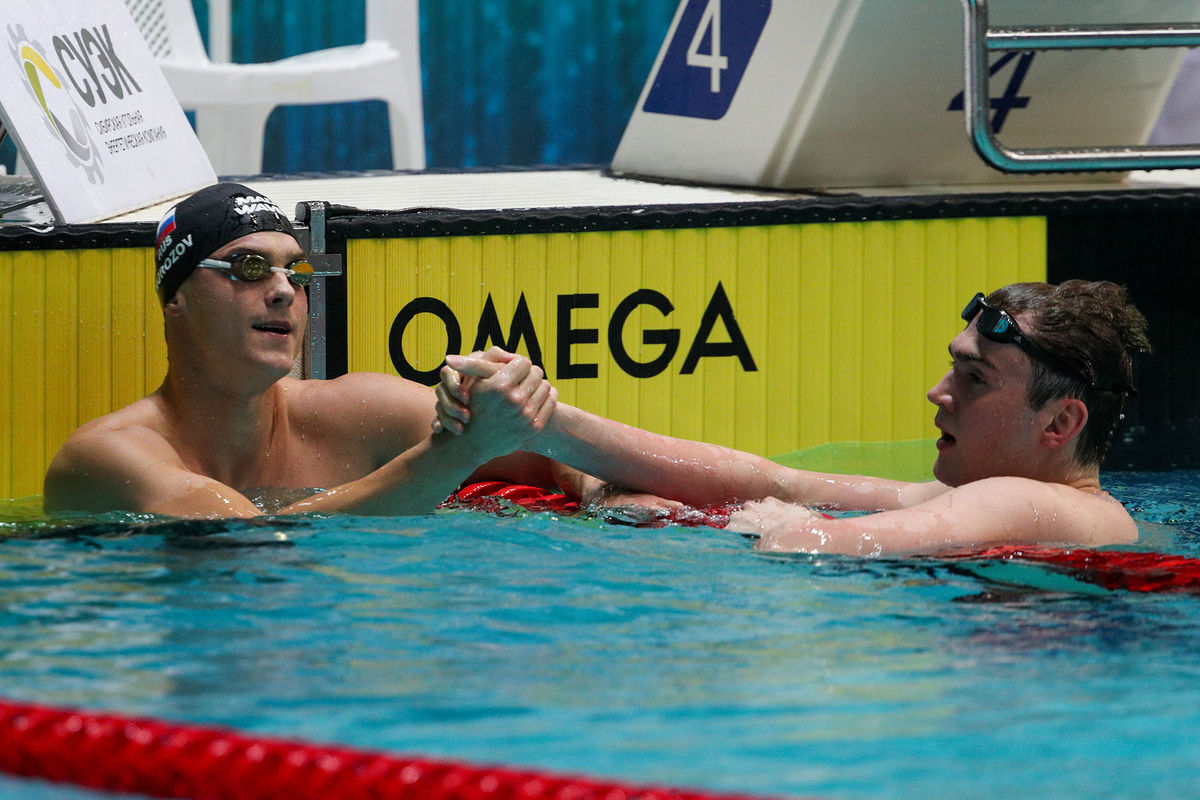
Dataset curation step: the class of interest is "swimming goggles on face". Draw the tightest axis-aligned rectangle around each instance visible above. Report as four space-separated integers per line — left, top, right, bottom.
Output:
961 292 1091 384
197 253 339 287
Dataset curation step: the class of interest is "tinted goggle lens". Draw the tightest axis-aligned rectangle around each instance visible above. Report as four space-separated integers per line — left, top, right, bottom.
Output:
230 253 316 286
962 293 1022 343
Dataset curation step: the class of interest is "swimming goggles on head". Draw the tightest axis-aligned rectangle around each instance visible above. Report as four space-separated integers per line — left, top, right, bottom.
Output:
197 253 339 287
961 292 1092 385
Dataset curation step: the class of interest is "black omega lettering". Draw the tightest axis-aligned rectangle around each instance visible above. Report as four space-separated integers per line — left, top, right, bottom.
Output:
608 289 680 378
472 293 544 370
388 298 462 385
556 293 599 380
680 282 757 375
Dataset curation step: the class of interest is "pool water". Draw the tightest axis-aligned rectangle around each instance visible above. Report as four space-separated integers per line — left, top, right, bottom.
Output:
1 464 1199 799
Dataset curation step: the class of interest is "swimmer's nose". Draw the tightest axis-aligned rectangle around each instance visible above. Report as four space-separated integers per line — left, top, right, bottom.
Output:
264 270 297 306
927 370 952 409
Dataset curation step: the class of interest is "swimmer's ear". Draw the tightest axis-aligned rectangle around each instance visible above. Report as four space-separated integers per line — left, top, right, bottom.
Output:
1040 397 1088 450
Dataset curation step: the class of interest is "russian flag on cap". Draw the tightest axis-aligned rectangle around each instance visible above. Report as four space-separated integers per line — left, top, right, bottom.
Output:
155 208 177 248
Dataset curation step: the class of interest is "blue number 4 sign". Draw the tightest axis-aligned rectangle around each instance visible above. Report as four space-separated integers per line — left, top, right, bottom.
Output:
948 51 1036 134
643 0 772 120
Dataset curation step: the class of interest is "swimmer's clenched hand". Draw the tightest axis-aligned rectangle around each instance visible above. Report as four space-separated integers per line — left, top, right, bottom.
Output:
580 482 684 511
433 347 524 435
726 497 826 539
447 352 558 459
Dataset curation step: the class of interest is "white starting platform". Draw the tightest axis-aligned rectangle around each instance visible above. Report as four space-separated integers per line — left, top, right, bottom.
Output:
613 0 1200 189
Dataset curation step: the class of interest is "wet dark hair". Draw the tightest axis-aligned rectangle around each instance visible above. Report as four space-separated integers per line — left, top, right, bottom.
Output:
986 280 1150 467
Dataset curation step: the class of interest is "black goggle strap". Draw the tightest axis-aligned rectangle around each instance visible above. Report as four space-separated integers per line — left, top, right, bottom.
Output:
960 292 1134 395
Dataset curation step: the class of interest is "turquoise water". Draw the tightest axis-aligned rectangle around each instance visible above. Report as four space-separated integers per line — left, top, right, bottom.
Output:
1 470 1199 799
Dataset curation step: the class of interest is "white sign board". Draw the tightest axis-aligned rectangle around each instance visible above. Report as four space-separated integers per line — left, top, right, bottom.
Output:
613 0 1200 189
0 0 215 222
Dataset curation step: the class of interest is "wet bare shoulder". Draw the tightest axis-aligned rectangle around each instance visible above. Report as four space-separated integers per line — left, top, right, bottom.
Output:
67 394 169 439
281 374 437 450
1055 481 1139 546
968 477 1138 547
44 406 186 513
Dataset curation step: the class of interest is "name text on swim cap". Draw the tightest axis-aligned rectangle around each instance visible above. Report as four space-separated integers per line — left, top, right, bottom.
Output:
155 234 193 287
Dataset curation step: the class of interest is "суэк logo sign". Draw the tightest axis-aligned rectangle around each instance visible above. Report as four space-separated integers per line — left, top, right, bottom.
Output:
7 23 104 184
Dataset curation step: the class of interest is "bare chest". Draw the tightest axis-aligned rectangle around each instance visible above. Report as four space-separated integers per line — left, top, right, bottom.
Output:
249 426 382 489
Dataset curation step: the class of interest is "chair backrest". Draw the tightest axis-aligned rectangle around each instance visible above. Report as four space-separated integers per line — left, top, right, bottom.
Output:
366 0 420 49
123 0 209 64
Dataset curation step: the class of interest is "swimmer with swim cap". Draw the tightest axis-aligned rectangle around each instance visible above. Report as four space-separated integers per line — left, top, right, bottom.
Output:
45 182 567 518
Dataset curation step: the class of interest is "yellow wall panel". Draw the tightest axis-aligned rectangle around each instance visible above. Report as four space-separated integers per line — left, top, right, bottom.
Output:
347 216 1047 460
829 224 865 443
12 252 46 497
44 251 80 470
699 227 738 447
0 251 10 496
109 251 145 408
0 248 164 499
860 222 896 442
733 226 769 457
0 216 1048 501
670 228 706 441
891 221 928 439
636 228 676 437
954 218 990 303
764 225 802 451
607 230 642 427
574 232 611 419
797 224 834 447
514 234 548 372
544 233 580 410
348 237 394 373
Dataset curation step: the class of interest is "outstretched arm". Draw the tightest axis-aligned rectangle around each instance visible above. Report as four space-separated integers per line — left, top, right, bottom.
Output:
438 351 942 512
733 476 1138 555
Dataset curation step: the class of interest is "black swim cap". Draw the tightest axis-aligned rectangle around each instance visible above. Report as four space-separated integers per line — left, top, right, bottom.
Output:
154 182 298 303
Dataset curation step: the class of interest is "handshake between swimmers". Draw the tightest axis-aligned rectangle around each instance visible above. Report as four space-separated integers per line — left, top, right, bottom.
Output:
44 183 1149 556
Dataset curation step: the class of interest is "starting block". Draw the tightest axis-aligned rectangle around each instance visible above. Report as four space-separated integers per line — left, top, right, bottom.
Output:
612 0 1200 189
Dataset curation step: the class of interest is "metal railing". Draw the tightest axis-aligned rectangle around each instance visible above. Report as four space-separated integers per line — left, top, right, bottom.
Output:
960 0 1200 171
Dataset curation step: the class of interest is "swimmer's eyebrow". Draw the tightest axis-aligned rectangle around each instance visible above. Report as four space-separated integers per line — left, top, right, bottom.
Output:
219 245 307 263
948 344 997 372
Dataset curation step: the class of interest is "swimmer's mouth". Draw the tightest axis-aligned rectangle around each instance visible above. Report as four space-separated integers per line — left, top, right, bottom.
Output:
252 322 292 335
934 419 955 447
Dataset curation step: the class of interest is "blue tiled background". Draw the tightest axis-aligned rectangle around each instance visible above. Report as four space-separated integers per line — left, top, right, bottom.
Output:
0 1 677 174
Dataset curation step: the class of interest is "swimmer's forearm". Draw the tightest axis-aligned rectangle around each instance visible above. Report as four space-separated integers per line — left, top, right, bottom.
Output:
278 434 484 516
529 405 792 507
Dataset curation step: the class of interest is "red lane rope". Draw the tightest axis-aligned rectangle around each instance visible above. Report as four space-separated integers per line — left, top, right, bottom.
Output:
445 482 1200 595
440 482 735 527
951 545 1200 594
441 481 581 516
0 699 779 800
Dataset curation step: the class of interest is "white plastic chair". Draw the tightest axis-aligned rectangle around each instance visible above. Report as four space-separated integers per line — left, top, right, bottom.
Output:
123 0 425 175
